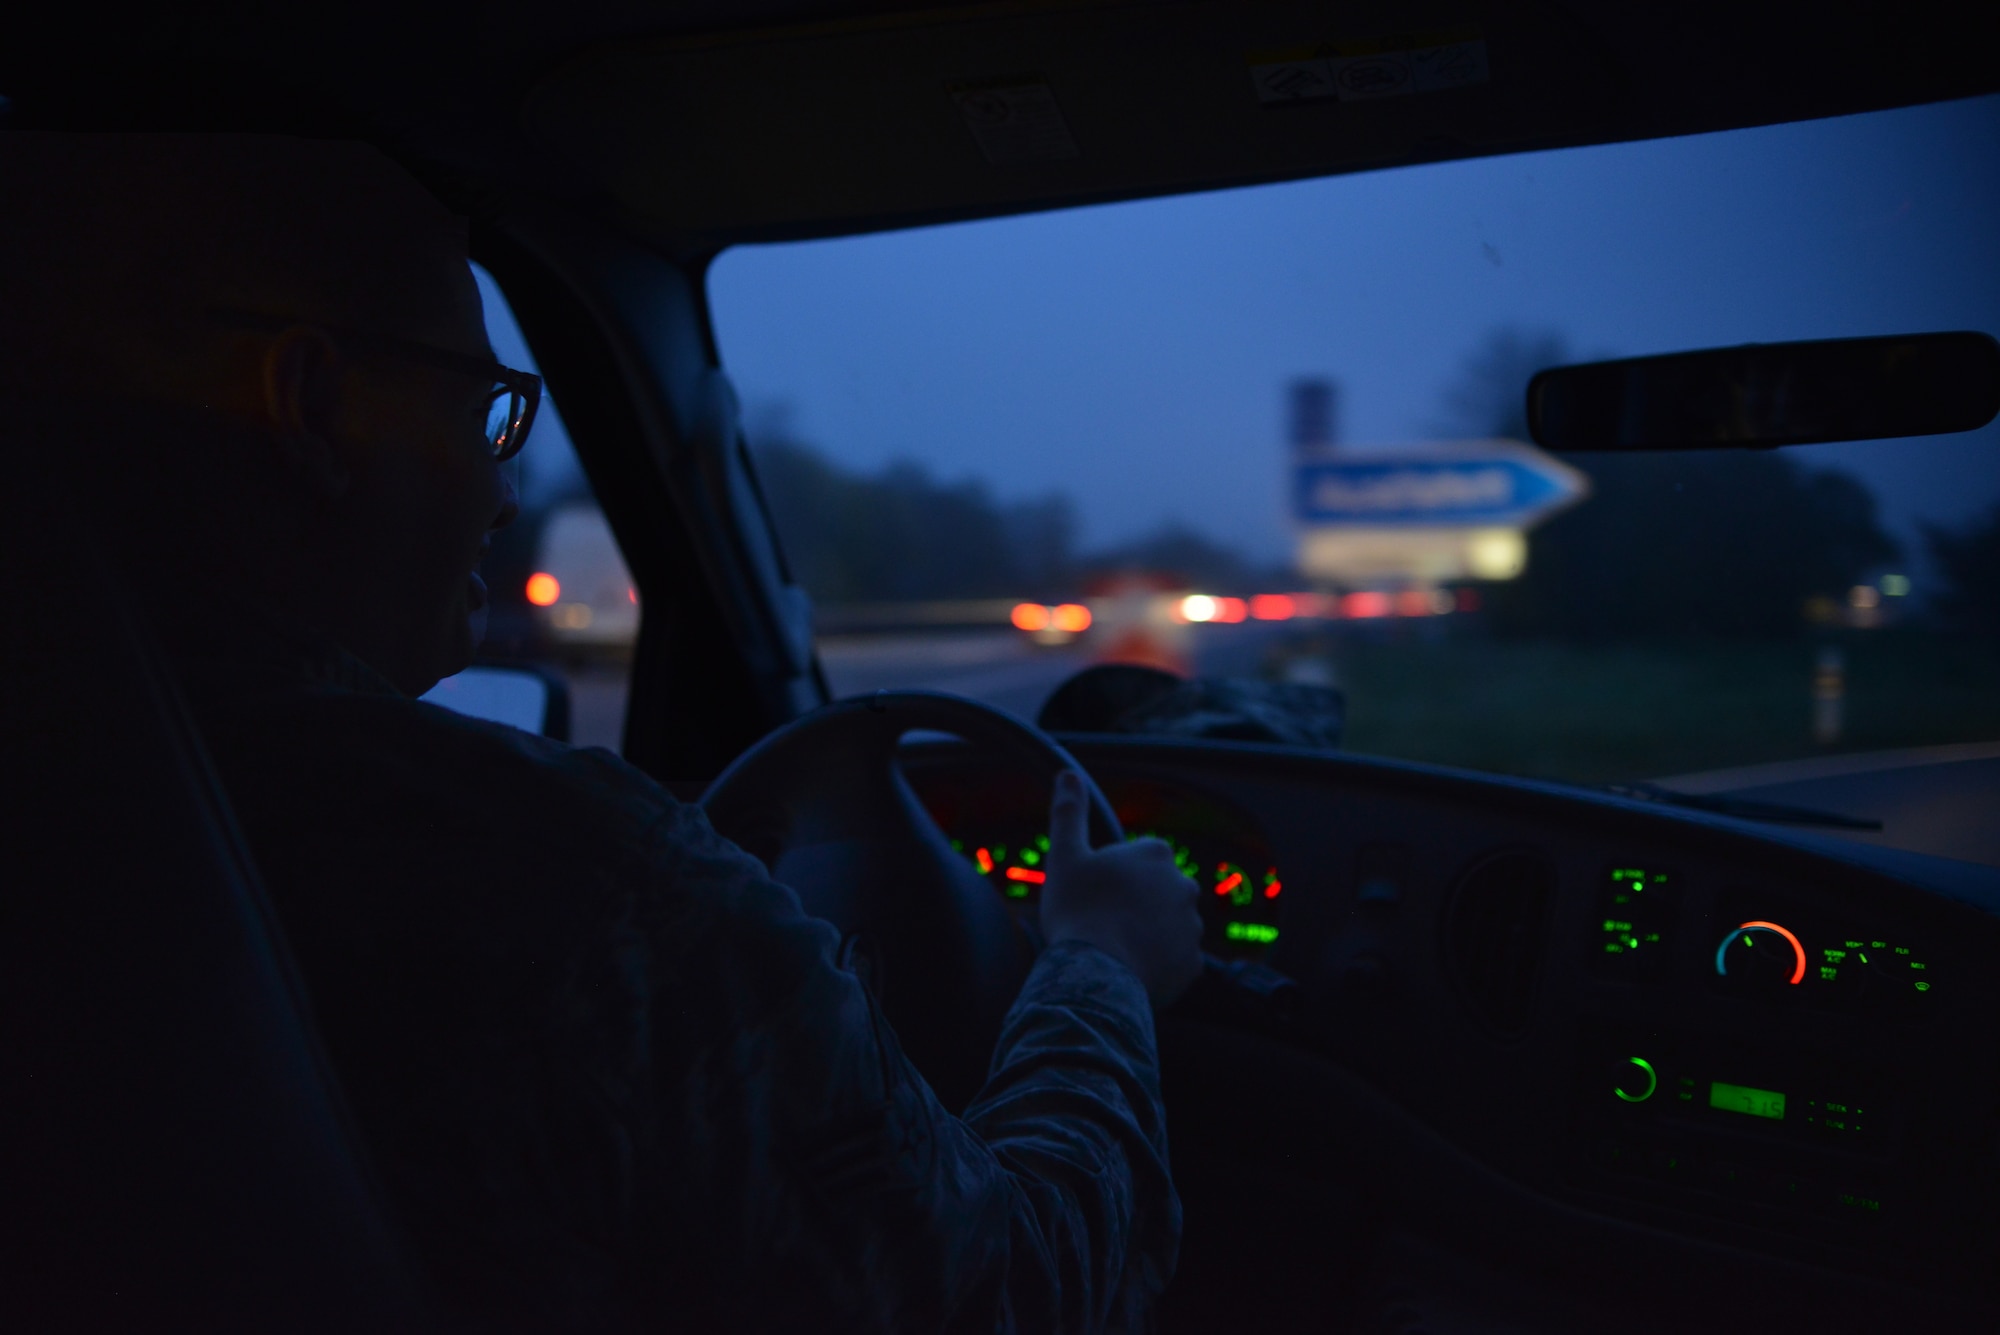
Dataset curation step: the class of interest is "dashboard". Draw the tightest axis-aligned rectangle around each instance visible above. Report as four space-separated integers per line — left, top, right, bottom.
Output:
919 770 1286 961
900 733 2000 1331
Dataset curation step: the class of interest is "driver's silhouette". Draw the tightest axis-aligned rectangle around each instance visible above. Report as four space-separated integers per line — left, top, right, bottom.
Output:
0 133 1202 1332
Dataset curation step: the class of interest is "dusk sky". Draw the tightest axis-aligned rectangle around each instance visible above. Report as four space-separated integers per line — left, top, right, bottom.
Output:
498 93 2000 581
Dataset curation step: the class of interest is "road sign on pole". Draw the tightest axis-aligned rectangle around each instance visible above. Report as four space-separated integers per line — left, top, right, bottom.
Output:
1292 440 1588 529
1291 440 1588 585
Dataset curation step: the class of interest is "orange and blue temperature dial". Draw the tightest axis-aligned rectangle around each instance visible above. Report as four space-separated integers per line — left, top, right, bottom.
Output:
1714 917 1933 1002
1715 920 1809 985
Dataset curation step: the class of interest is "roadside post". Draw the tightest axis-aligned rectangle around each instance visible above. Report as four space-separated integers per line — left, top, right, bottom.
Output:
1812 647 1846 745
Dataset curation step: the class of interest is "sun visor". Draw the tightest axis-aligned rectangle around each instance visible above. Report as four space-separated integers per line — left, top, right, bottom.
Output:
520 1 1618 245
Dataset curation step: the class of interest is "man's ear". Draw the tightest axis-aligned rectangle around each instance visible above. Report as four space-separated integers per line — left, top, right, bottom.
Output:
259 326 351 501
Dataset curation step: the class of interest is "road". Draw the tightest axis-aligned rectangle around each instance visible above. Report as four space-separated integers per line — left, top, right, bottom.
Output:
818 623 1302 724
558 622 1310 751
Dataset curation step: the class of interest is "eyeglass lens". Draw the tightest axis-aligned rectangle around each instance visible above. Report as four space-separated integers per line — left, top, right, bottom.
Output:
485 386 528 459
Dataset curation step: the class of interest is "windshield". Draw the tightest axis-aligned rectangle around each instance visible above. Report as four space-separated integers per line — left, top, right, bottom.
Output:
704 95 2000 786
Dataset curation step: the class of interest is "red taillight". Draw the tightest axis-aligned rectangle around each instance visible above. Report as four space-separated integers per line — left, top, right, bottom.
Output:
525 572 560 606
1050 603 1092 632
1011 603 1052 631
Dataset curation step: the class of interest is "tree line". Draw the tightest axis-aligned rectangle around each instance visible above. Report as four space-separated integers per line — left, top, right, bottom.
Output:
1440 328 1992 639
749 435 1279 602
742 331 1994 638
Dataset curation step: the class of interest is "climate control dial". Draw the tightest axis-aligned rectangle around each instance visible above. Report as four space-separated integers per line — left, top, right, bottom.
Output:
1715 920 1806 988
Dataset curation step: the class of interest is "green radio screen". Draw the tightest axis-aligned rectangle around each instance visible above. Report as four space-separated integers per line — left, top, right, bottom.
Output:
1709 1081 1786 1120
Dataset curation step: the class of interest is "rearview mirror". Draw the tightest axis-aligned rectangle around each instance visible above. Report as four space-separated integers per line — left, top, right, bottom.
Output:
419 664 572 741
1527 332 2000 452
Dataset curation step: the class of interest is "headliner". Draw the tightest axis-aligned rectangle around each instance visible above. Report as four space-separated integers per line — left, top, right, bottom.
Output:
6 2 1997 253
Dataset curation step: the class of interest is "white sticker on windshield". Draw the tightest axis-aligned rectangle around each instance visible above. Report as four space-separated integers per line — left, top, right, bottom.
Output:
1247 34 1487 106
949 77 1080 164
1410 40 1490 92
1329 52 1415 101
1250 56 1337 105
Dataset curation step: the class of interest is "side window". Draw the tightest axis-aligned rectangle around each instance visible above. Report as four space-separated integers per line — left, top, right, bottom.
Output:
421 264 633 750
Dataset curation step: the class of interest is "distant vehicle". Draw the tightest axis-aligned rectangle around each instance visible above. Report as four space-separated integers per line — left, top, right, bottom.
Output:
525 502 638 651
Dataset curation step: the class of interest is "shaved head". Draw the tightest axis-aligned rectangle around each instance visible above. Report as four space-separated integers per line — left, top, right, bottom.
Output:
0 133 516 695
0 133 471 397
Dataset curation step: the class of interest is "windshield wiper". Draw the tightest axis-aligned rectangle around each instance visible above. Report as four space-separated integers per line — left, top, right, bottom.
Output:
1596 780 1883 831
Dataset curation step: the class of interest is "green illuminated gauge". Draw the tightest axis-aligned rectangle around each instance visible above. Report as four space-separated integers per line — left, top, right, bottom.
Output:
1613 1057 1658 1103
1207 859 1282 952
961 838 1051 899
1131 831 1199 879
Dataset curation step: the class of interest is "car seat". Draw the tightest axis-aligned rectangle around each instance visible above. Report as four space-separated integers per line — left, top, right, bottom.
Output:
0 449 433 1331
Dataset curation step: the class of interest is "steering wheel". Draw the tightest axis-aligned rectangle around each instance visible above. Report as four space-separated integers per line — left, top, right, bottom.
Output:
701 690 1123 1110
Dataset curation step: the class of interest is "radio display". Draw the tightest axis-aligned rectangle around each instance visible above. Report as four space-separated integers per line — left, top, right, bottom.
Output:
1709 1081 1786 1120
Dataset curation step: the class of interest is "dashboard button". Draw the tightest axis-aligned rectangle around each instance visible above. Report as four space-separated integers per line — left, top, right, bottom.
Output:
1649 1143 1693 1185
1763 1168 1815 1209
1699 1158 1755 1197
1593 866 1676 977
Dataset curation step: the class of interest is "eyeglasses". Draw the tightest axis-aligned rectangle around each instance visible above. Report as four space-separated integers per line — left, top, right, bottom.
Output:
208 308 543 461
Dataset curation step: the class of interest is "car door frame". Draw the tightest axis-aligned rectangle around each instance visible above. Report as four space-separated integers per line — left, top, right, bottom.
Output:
472 203 825 781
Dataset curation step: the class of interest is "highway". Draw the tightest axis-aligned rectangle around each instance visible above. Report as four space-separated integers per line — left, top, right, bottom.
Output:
818 622 1303 723
561 621 1314 751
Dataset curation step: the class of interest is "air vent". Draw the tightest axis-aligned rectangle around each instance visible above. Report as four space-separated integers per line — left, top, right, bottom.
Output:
1443 851 1556 1037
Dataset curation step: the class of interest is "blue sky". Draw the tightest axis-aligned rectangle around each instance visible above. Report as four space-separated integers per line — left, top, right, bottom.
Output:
701 93 2000 575
491 94 2000 582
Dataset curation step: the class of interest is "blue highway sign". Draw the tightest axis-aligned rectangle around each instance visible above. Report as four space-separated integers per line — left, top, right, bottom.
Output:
1293 442 1588 529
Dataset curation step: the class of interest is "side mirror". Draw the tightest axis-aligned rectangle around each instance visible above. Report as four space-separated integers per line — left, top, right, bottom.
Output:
1527 331 2000 451
419 664 572 741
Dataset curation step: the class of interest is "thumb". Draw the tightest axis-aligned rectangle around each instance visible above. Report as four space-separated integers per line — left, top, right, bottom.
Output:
1046 770 1092 868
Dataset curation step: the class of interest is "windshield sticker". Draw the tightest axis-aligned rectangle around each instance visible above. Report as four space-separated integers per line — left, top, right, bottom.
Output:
948 76 1081 164
1249 56 1338 105
1248 32 1488 106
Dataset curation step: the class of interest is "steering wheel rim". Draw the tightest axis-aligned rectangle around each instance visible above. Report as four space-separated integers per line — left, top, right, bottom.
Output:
701 690 1123 1110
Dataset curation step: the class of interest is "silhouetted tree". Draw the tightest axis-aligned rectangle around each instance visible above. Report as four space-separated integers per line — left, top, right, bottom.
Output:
1438 327 1900 638
1923 503 2000 635
745 421 1294 603
1079 522 1275 592
1432 327 1572 441
750 435 1078 602
1489 452 1899 638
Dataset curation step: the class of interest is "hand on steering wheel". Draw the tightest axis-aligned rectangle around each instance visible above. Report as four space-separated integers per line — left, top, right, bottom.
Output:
701 690 1129 1110
1042 771 1204 1007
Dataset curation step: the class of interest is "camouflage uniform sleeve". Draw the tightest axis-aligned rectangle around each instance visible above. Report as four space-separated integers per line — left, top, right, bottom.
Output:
635 803 1180 1334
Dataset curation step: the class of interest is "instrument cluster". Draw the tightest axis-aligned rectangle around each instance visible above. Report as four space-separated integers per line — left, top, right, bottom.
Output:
915 770 1284 961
